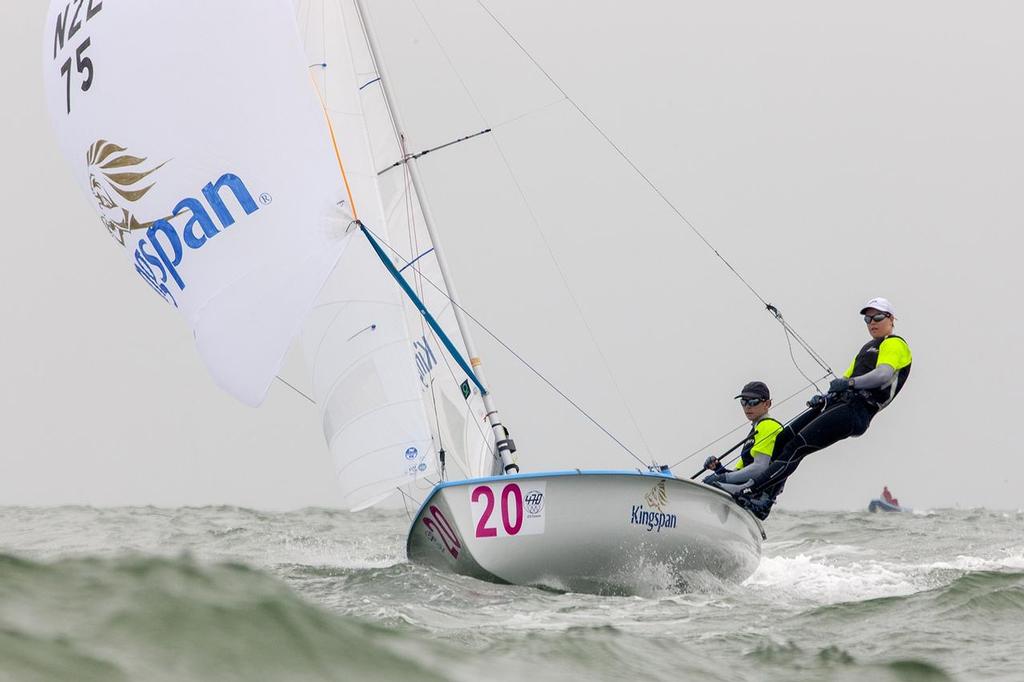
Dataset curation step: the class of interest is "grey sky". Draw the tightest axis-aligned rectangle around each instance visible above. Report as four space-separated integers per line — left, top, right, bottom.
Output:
3 1 1021 511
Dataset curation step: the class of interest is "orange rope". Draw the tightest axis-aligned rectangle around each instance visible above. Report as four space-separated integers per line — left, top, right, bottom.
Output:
309 71 358 220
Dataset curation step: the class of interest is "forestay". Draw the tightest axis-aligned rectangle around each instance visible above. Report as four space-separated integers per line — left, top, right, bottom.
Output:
43 0 350 406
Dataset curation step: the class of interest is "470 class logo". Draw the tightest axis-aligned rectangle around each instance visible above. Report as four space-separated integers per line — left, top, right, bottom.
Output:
524 489 544 515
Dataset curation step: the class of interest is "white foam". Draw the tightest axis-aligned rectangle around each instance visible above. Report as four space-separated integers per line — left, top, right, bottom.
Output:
920 551 1024 572
744 554 924 605
742 543 1024 609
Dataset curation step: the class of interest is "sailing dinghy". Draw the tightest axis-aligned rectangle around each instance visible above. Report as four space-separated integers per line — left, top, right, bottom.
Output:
44 0 764 594
407 471 762 593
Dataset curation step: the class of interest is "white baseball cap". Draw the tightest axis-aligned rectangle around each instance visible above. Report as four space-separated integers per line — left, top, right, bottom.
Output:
859 297 896 317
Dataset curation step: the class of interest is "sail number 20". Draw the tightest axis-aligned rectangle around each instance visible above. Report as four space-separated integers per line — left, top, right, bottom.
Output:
472 484 524 537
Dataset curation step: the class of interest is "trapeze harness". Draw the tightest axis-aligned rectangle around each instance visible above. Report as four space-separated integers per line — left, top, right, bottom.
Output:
712 416 783 494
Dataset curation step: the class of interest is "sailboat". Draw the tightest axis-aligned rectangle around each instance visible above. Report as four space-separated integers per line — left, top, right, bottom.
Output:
43 0 763 594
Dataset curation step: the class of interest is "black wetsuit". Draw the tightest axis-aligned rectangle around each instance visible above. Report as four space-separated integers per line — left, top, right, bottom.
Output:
744 335 912 503
750 398 876 499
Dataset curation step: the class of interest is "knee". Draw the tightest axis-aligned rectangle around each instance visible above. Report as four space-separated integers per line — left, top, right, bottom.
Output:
778 435 808 461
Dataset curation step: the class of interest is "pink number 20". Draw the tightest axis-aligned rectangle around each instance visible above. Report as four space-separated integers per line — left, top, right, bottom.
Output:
473 483 523 538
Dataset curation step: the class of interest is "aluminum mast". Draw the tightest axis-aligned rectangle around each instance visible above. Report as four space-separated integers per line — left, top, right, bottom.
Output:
352 0 518 474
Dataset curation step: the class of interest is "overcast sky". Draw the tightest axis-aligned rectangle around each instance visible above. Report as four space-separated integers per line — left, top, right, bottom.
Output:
3 1 1022 511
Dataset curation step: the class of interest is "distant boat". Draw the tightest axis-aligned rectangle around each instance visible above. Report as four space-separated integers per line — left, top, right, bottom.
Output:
868 498 909 513
869 486 908 513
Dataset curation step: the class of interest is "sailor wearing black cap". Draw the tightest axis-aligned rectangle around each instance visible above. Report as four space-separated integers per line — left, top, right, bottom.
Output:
738 297 913 517
702 381 783 494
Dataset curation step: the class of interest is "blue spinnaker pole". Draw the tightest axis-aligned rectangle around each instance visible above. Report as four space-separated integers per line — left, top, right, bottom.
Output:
358 222 487 397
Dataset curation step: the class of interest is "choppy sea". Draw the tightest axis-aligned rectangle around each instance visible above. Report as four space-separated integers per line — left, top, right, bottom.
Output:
1 506 1021 682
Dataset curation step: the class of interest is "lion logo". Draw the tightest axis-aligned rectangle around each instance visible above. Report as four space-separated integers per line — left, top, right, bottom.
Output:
644 479 668 512
86 140 168 245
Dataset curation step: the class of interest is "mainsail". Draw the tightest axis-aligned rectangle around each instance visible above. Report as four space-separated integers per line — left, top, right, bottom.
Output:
295 0 436 511
43 0 352 406
352 17 501 486
296 0 499 509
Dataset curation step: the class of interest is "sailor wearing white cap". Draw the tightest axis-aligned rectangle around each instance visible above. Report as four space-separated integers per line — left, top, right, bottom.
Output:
733 297 912 519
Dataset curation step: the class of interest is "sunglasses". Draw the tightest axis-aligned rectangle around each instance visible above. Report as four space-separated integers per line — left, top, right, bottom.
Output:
739 397 765 407
863 313 891 323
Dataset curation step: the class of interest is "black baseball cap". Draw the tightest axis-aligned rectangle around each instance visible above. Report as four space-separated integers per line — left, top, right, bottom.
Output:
734 381 770 401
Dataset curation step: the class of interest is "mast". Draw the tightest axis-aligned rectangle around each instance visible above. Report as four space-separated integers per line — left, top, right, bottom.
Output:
352 0 519 475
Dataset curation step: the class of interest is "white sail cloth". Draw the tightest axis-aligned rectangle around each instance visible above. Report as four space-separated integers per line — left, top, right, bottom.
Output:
44 0 496 510
297 0 438 509
323 1 499 477
43 0 350 405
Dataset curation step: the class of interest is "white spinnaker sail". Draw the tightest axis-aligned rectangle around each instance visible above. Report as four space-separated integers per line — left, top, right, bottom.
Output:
297 0 439 510
43 0 351 406
343 2 500 483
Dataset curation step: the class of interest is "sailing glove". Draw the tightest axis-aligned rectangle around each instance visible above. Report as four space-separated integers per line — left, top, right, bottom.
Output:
828 377 853 394
806 394 826 409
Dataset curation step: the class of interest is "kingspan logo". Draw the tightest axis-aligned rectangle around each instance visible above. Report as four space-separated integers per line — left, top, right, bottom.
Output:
645 479 668 512
630 479 677 532
83 140 264 307
133 170 262 307
85 140 169 246
630 505 678 533
413 336 437 386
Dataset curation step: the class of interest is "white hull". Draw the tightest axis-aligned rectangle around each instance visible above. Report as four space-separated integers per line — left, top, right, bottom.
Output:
406 470 764 594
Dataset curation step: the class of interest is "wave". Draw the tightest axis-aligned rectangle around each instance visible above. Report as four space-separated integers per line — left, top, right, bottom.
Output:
749 641 954 681
0 552 447 682
745 553 925 604
3 506 1023 681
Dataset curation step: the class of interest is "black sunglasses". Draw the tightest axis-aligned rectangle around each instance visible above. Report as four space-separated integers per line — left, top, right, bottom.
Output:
863 313 891 323
739 397 765 407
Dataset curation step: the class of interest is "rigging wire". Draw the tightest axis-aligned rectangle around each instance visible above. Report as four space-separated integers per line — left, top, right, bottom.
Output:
395 87 497 474
355 0 507 474
407 0 657 463
668 372 831 470
399 134 450 480
397 485 416 522
772 307 830 393
360 222 649 469
274 375 315 404
340 0 836 471
473 0 835 386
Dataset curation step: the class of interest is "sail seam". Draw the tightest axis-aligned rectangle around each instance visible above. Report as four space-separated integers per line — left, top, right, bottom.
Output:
326 398 428 450
316 336 413 410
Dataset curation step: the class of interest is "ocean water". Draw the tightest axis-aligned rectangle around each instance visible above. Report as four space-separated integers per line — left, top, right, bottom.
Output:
1 506 1021 682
